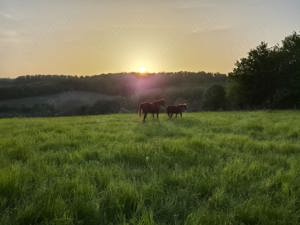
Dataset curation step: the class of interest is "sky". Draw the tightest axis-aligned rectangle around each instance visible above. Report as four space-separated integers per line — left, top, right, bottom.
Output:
0 0 300 77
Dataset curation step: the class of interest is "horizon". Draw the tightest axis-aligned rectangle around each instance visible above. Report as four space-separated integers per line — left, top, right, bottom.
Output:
1 0 300 77
0 70 228 79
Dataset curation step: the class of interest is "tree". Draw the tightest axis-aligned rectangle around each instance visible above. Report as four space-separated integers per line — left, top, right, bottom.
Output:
229 32 300 109
278 32 300 108
202 85 226 110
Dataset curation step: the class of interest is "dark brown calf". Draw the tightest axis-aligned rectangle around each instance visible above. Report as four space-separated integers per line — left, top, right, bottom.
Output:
167 104 187 118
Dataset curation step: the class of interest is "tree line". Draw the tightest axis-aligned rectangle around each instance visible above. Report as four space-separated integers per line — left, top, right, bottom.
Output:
0 72 226 100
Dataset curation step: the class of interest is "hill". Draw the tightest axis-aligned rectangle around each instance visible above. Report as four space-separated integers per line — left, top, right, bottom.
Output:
0 111 299 225
0 72 227 117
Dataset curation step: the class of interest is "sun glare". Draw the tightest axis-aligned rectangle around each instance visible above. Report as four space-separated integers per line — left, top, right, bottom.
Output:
139 66 146 73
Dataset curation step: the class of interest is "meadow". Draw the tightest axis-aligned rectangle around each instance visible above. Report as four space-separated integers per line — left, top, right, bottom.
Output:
0 111 300 225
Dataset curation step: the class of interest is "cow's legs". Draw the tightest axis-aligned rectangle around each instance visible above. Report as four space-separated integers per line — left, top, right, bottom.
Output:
180 112 182 118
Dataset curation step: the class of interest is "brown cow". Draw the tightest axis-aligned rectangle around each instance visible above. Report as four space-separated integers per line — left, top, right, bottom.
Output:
138 99 165 122
167 104 187 118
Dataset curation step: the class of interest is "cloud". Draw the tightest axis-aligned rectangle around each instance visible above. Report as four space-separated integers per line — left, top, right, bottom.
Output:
175 1 217 10
192 25 232 34
0 29 26 44
0 11 15 20
0 30 18 37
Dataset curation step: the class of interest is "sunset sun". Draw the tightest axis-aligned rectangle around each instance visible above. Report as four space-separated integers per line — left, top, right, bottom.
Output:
139 66 147 73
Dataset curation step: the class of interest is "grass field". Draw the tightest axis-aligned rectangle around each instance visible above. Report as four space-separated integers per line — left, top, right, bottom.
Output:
0 112 300 225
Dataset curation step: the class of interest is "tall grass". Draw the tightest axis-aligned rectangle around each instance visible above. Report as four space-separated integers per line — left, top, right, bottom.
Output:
0 111 300 225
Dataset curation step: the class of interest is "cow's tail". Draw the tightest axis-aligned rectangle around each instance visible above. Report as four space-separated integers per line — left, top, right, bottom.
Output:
138 104 142 117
